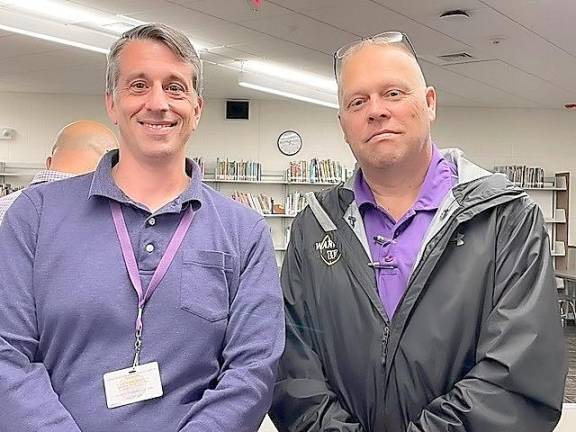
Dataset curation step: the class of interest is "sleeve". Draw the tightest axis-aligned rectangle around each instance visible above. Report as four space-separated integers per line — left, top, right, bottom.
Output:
408 199 567 432
270 216 364 432
0 194 83 431
179 218 285 432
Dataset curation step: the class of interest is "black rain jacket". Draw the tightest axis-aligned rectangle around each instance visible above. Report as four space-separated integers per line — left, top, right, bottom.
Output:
270 149 567 432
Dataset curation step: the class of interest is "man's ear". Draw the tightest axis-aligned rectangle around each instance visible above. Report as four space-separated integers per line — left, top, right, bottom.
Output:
45 156 52 170
190 95 204 131
338 112 350 144
425 86 437 122
105 92 118 125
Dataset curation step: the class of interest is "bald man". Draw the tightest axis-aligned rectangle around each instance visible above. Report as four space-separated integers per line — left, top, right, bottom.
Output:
0 120 115 223
271 32 566 431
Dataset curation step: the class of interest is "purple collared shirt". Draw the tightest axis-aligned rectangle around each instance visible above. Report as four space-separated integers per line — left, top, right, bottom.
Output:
0 151 284 432
354 146 457 318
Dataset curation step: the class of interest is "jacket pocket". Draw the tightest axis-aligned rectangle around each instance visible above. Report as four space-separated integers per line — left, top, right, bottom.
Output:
180 250 233 322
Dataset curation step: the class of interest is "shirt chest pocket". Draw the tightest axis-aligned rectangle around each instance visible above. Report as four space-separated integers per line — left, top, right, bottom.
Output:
181 250 235 322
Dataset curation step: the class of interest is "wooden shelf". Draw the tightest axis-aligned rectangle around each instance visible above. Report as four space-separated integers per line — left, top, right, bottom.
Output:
263 214 295 219
545 209 567 224
203 178 340 186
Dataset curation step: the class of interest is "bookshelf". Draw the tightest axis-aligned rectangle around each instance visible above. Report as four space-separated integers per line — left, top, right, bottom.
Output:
524 174 569 269
201 158 352 262
495 166 570 271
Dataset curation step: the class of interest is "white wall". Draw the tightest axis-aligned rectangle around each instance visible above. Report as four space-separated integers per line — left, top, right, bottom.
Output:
433 106 576 244
1 91 576 240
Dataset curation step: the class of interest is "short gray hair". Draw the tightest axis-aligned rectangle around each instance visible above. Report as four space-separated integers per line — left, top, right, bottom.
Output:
334 32 421 107
106 23 202 96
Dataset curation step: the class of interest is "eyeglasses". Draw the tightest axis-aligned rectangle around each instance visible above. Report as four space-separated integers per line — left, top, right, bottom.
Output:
333 31 418 82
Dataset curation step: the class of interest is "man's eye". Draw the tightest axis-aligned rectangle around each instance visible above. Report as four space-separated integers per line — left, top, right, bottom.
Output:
348 98 365 109
386 89 404 98
166 83 186 94
129 81 148 93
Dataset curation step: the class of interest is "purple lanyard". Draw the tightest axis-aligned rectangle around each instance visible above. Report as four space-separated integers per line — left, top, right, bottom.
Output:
110 201 194 367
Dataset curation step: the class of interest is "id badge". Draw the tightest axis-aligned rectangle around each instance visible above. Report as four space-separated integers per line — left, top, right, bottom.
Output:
103 362 163 409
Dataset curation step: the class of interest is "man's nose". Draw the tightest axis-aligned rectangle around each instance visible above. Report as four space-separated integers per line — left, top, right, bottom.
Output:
145 83 170 112
367 98 392 121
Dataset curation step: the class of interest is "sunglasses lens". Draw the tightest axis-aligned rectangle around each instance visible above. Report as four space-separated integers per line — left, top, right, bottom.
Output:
333 32 416 81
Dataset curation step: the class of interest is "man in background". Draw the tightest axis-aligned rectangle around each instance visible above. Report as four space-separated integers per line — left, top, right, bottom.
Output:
271 31 566 431
0 119 115 223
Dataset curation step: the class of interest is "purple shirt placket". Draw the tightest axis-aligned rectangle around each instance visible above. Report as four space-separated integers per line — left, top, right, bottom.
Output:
354 146 457 318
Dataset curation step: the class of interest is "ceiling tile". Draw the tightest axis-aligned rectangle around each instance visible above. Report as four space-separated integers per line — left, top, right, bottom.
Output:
422 61 539 108
236 10 355 54
480 0 576 57
445 60 576 108
68 0 163 15
371 0 485 19
168 0 289 23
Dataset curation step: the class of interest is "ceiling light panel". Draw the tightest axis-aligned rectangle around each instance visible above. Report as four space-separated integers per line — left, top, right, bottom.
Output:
242 60 337 93
5 0 110 25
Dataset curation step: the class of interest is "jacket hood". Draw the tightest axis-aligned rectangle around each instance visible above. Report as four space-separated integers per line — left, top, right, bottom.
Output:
342 147 524 214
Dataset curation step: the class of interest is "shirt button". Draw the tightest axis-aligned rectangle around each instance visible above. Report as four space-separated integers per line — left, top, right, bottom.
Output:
148 217 156 226
145 243 155 253
384 256 394 262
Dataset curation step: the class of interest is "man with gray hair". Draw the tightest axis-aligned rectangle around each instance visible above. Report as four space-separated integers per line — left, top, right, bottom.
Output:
0 23 284 432
271 32 566 431
0 119 115 223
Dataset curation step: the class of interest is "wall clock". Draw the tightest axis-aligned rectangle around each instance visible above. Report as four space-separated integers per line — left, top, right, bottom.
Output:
277 130 302 156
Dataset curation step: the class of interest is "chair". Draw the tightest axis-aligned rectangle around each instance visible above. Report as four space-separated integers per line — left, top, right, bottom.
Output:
558 279 576 327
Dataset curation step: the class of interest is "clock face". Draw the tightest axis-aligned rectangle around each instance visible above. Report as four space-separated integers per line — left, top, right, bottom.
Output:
277 130 302 156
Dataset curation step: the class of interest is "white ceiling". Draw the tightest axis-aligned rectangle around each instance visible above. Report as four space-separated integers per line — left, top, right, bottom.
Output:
1 0 576 108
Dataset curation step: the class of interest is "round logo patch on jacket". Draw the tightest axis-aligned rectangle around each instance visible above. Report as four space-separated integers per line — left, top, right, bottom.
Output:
314 234 341 266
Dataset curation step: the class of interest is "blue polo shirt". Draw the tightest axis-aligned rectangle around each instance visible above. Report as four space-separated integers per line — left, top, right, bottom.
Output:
0 150 284 432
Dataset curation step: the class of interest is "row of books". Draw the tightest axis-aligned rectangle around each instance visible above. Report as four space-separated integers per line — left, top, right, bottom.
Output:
191 157 354 183
287 159 353 183
231 191 308 216
493 165 546 188
215 158 262 181
232 191 275 214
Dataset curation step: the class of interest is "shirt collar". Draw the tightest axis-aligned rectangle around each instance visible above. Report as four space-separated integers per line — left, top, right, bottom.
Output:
413 144 456 211
88 149 203 212
353 144 456 212
30 170 75 185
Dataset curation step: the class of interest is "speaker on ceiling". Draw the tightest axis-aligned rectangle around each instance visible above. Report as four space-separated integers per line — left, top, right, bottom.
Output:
226 100 250 120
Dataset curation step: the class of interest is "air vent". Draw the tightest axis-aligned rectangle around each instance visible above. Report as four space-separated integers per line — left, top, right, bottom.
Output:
437 52 475 63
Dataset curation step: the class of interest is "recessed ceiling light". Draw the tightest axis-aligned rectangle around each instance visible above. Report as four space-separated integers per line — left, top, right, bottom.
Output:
439 9 471 22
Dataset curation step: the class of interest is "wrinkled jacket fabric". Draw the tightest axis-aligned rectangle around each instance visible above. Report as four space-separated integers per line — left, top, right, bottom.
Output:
270 149 567 432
